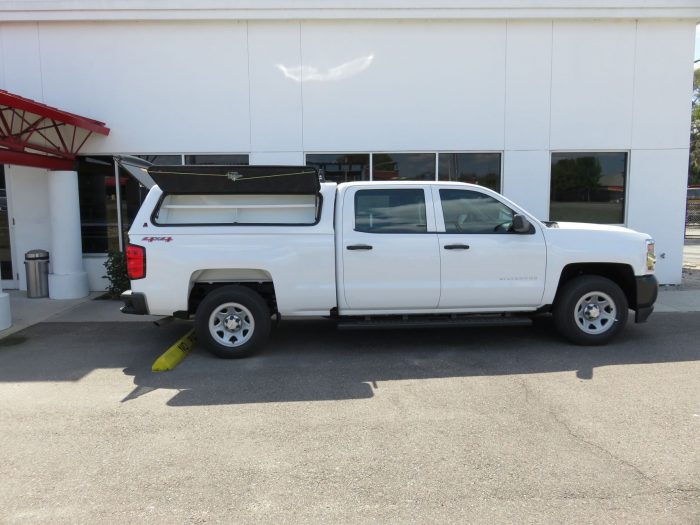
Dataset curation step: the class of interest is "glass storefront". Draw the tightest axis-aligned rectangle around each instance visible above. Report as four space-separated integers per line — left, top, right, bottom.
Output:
305 152 501 189
306 154 369 183
372 153 436 181
438 153 501 192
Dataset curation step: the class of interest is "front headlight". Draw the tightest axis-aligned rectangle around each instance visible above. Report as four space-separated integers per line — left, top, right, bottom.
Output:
646 239 656 271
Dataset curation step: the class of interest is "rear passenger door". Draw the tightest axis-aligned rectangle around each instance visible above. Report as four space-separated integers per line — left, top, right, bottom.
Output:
340 186 441 310
433 186 546 308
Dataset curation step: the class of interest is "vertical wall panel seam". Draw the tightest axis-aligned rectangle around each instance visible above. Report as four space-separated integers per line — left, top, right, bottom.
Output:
545 19 555 220
36 22 45 102
298 21 305 158
245 21 253 154
502 20 508 194
626 19 639 226
547 19 554 153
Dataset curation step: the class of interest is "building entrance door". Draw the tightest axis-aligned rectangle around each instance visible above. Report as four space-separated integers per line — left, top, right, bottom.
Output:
0 166 16 289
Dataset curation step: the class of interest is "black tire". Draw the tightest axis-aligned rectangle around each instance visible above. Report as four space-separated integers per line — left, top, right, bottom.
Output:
553 275 628 345
195 285 271 358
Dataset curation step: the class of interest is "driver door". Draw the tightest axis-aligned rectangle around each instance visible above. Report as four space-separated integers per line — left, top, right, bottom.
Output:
432 186 546 309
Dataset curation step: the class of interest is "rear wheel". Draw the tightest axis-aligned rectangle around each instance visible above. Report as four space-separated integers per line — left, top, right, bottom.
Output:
195 285 271 358
553 275 628 345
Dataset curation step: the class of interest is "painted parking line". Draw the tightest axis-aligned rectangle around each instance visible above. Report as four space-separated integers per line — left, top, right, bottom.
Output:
152 329 197 372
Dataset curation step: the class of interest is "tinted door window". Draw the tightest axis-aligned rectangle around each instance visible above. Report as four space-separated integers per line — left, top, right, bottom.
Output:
440 189 514 233
354 189 427 233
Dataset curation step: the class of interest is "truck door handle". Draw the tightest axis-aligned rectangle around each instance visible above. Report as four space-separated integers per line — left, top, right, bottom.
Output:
444 244 470 250
346 244 373 251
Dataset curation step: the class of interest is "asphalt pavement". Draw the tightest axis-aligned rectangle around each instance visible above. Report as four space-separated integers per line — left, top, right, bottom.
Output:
0 314 698 523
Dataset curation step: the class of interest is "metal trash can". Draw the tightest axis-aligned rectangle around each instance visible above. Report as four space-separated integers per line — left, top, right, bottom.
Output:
25 249 49 298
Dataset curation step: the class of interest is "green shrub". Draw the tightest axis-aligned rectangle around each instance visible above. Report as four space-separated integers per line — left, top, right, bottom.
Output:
103 251 130 298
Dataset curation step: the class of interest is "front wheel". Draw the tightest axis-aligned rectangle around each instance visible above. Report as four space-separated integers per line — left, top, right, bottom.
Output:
553 276 628 345
195 285 271 358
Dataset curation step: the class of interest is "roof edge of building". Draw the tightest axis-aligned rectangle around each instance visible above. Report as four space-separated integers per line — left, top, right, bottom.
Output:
1 1 699 22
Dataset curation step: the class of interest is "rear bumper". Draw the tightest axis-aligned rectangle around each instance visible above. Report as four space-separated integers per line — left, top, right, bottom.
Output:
120 290 150 315
634 275 658 323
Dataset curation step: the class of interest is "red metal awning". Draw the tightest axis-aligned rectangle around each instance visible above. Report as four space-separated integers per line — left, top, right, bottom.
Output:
0 89 110 171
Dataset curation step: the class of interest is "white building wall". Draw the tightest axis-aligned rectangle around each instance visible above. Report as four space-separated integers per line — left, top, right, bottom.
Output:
550 20 637 150
627 20 696 284
37 21 251 154
301 20 507 152
0 15 696 285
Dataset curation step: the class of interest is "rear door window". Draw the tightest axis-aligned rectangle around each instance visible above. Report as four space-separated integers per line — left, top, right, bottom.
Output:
354 189 427 233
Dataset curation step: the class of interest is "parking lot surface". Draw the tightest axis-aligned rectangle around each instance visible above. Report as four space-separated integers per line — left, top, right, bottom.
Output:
1 314 698 523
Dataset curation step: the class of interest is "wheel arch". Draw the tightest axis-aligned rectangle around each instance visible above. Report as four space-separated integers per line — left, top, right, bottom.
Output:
554 263 636 309
187 268 277 316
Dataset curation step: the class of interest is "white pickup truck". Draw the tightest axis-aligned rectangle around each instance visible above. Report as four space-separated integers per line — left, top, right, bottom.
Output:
120 164 658 358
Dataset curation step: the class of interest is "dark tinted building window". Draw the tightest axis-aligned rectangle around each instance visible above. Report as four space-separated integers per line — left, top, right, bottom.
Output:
438 153 501 192
550 152 627 224
354 189 427 233
185 154 249 165
77 159 121 254
372 153 436 181
0 166 12 279
306 153 369 183
78 156 147 254
135 155 182 165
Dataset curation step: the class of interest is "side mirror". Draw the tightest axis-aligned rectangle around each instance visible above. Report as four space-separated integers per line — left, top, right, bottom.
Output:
512 214 531 234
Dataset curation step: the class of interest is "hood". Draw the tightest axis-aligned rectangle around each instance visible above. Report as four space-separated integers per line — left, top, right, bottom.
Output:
550 222 632 233
544 221 651 240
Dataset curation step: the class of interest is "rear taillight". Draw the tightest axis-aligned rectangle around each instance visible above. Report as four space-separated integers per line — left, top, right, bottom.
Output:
126 244 146 280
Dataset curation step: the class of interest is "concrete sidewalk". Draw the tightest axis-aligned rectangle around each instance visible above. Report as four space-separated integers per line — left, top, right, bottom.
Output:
0 290 162 338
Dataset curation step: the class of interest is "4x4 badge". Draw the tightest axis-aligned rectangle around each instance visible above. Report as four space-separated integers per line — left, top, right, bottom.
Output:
226 171 243 182
142 236 173 243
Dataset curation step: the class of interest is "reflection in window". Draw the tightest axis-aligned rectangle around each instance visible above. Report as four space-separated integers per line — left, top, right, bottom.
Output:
440 189 514 234
354 189 427 233
78 156 149 254
78 159 121 254
306 153 369 183
185 154 249 165
372 153 436 181
438 153 501 192
135 154 182 165
550 152 627 224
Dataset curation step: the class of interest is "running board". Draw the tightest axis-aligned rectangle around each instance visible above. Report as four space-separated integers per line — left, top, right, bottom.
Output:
336 314 532 331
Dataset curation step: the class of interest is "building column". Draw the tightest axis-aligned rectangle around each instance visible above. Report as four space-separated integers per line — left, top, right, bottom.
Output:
48 170 89 299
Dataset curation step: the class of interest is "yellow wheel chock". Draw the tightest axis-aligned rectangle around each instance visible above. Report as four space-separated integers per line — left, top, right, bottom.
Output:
152 329 197 372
